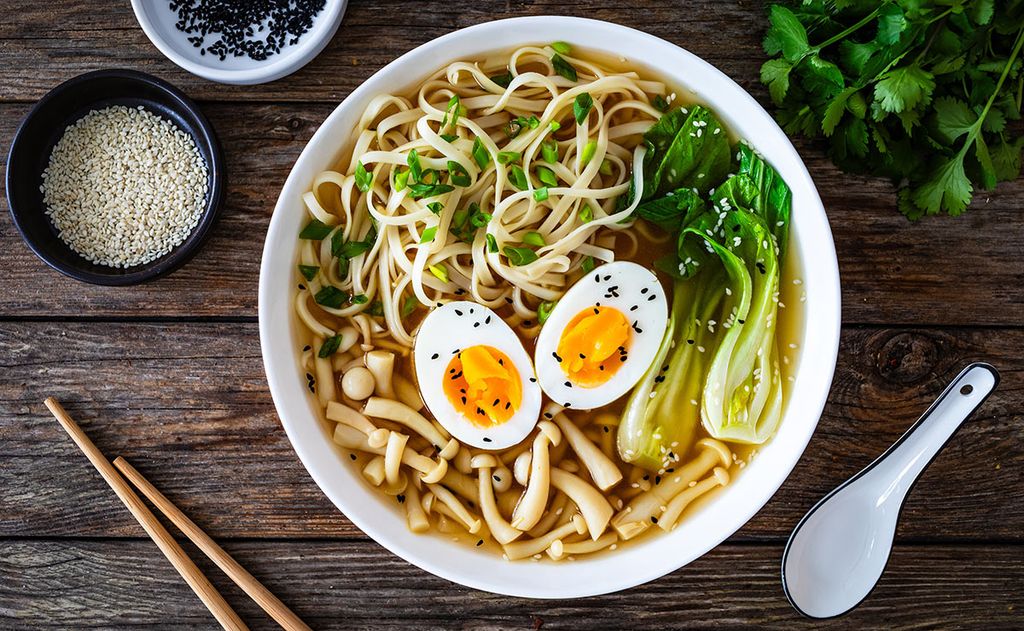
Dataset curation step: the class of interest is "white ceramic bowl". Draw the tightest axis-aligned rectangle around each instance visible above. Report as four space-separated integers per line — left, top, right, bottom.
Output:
131 0 347 85
259 16 842 598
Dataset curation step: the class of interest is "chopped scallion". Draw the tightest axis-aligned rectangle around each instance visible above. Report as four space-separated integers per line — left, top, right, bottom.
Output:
401 295 418 318
581 255 596 273
523 231 546 246
408 183 455 199
551 53 578 82
538 300 557 324
447 160 471 187
550 121 561 132
352 294 369 304
579 204 594 223
407 150 423 182
551 41 571 54
427 201 444 215
393 168 410 191
542 139 559 163
580 140 597 165
509 165 529 190
298 264 319 281
368 301 385 317
599 158 613 176
470 208 493 228
503 246 539 266
472 137 490 169
652 94 669 112
497 151 521 164
429 264 449 283
315 286 349 309
574 93 593 125
420 226 438 243
299 219 332 240
536 166 558 187
441 95 461 128
490 71 514 88
318 333 343 358
355 162 372 192
485 233 498 253
533 187 549 201
439 133 459 143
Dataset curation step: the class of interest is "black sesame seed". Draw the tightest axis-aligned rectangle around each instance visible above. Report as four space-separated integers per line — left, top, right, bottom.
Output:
643 474 650 480
687 339 695 345
455 309 464 316
493 475 501 482
564 402 571 408
544 412 553 419
655 475 662 485
666 467 675 473
648 294 656 301
603 275 611 281
651 516 659 524
640 287 649 294
564 381 572 388
485 315 491 324
504 297 513 304
298 284 305 290
738 319 746 324
461 396 467 404
431 353 439 360
630 305 639 311
397 494 406 503
476 539 484 546
579 353 586 359
603 426 609 433
483 437 492 443
529 377 537 382
303 345 311 352
493 398 500 406
349 453 357 460
473 322 480 328
505 402 511 410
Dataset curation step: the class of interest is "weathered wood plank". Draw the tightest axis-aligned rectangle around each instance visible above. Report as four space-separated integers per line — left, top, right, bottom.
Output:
0 101 1021 324
0 2 769 104
1 322 1020 540
1 539 1020 629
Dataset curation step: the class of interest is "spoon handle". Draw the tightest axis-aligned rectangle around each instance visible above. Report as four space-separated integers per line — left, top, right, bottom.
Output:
861 362 999 503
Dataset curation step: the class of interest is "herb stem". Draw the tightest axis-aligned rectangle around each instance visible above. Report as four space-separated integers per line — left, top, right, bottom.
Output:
961 25 1024 158
813 4 885 52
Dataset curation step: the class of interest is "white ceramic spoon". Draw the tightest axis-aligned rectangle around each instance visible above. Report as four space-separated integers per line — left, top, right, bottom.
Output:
781 362 1000 619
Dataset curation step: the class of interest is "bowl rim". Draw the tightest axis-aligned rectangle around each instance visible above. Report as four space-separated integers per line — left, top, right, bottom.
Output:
5 68 226 286
130 0 348 85
259 15 842 598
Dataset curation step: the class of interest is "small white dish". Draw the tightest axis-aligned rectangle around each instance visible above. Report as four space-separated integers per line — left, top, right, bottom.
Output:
259 16 843 598
131 0 347 85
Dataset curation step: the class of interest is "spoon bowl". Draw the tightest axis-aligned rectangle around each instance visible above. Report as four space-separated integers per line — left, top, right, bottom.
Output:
782 362 1000 618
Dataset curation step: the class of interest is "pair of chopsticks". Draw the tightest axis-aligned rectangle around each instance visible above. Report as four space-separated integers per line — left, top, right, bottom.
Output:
44 398 310 631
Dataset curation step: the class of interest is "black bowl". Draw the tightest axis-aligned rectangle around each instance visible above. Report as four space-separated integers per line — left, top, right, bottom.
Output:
6 69 225 285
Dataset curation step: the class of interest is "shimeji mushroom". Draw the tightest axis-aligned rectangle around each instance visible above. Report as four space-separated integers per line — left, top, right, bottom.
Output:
550 468 614 540
527 492 569 539
658 466 730 531
394 373 425 411
560 532 619 556
610 438 731 540
403 481 430 533
491 462 513 493
363 455 409 495
503 515 587 561
364 350 398 399
326 401 377 435
342 366 376 401
363 397 459 457
333 423 448 483
427 483 482 534
470 454 522 545
384 431 410 489
453 446 473 474
551 410 623 491
511 421 562 531
313 344 337 406
512 450 532 487
440 466 481 506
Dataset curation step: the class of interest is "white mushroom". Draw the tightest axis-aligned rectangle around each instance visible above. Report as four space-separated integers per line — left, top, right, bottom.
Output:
527 492 568 539
512 451 532 487
326 401 376 435
384 431 409 488
610 438 731 540
552 411 623 491
364 350 397 398
502 514 586 561
658 467 730 531
394 373 425 411
363 397 451 450
550 468 614 540
560 532 619 555
333 424 447 483
314 346 337 406
426 483 482 534
342 366 376 401
470 454 521 545
511 421 561 531
402 481 430 533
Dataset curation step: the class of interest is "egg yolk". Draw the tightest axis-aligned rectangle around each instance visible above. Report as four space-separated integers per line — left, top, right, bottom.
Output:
443 345 523 427
556 306 631 387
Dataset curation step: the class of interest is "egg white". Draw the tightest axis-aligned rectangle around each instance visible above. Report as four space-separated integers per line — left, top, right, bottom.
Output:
534 261 668 409
413 301 542 450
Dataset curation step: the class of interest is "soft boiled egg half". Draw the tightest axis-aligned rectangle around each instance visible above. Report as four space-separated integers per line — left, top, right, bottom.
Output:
534 261 668 409
413 301 542 450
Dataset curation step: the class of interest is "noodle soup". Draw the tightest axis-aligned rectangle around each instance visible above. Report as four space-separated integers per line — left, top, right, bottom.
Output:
292 42 801 561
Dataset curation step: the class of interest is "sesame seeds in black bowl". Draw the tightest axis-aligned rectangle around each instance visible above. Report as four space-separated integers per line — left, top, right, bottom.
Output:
6 69 226 286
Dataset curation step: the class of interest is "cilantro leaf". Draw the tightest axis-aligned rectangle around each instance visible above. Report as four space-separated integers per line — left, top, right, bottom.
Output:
873 63 935 113
763 5 810 63
760 59 793 105
933 97 975 142
910 156 973 216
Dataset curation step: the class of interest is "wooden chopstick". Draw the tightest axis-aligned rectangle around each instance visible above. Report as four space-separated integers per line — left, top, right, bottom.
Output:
113 457 312 631
43 398 248 631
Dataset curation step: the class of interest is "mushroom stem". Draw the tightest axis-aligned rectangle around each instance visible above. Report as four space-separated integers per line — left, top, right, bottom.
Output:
363 397 451 449
364 350 397 398
552 412 623 491
502 515 587 561
511 422 561 531
403 481 430 533
550 468 615 540
427 483 482 534
658 467 730 531
476 467 522 545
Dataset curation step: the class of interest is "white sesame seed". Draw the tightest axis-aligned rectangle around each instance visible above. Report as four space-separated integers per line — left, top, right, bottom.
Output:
41 105 208 268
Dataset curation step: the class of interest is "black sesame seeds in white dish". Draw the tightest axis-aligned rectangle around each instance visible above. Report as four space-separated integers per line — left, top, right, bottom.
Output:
6 69 225 286
132 0 347 85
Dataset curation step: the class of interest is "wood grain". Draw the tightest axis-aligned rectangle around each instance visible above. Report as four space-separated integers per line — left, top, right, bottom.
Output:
0 99 1021 324
1 322 1020 540
1 539 1021 629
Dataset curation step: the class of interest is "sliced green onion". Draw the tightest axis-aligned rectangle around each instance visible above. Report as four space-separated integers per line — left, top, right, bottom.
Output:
574 93 593 125
536 166 558 187
401 295 418 318
447 160 471 187
407 150 423 182
337 239 370 259
352 294 369 304
470 208 493 228
497 151 521 164
408 183 455 199
533 187 549 202
551 41 571 54
427 201 444 215
337 256 349 278
581 255 596 273
420 226 438 243
298 264 319 281
580 140 597 165
393 168 410 191
368 301 385 317
490 71 514 88
429 264 449 283
538 300 557 324
315 286 349 309
355 162 372 192
318 333 344 358
599 158 613 175
550 121 562 132
551 53 578 82
526 116 541 129
542 139 559 163
485 233 498 253
472 137 490 169
579 204 594 223
439 133 459 143
441 95 461 128
503 246 539 266
509 165 529 190
299 219 332 240
652 94 669 111
420 168 440 185
523 231 546 246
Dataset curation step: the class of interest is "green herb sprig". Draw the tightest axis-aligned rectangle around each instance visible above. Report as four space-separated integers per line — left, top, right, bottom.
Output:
760 0 1024 218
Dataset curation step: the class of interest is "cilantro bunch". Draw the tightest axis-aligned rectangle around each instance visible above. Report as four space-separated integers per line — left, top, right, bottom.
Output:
760 0 1024 218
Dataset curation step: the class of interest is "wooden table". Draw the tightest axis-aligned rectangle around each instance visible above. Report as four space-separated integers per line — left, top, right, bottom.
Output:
1 2 1021 629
